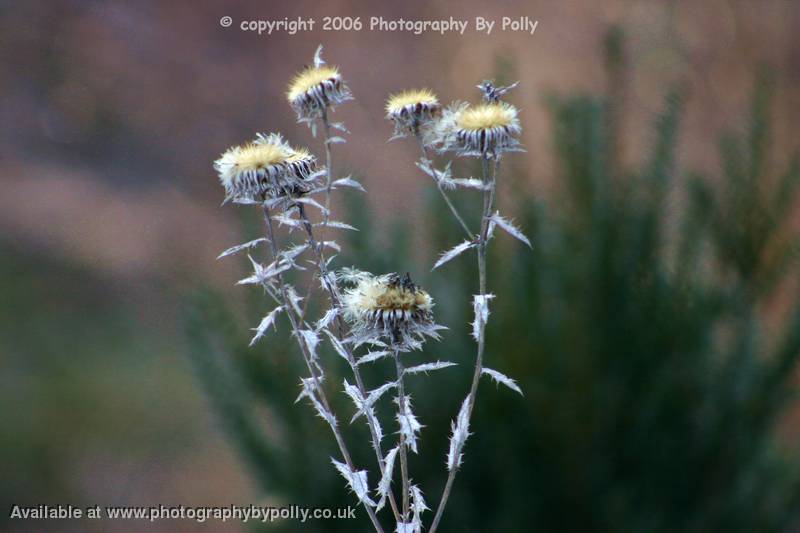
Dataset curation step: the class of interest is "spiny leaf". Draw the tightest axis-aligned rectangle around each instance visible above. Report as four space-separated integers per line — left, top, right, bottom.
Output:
356 350 392 365
330 458 377 507
249 306 284 346
482 367 524 395
404 361 457 375
447 395 472 471
217 238 267 259
332 176 366 192
318 220 358 231
395 395 423 454
316 308 339 332
323 329 351 362
433 240 476 270
489 212 532 248
472 294 495 341
375 446 400 511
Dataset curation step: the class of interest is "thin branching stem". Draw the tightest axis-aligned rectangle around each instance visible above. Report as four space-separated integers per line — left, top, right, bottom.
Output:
296 203 402 523
429 155 497 533
261 201 385 533
321 108 334 226
393 344 411 521
415 135 475 240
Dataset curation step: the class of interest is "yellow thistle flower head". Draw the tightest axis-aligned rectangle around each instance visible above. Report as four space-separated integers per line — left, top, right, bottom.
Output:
341 271 439 346
214 133 318 202
428 101 522 158
385 88 441 138
287 46 351 121
456 102 517 131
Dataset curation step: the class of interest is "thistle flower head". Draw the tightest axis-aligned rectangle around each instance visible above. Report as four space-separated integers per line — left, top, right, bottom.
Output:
341 271 440 348
385 88 441 138
287 46 351 121
427 101 522 158
214 133 318 201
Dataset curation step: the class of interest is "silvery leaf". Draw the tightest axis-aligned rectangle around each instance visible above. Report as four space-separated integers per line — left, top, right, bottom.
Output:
482 367 524 395
433 240 476 270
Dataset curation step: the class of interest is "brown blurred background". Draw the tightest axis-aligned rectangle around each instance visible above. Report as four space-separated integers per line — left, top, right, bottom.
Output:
2 1 799 531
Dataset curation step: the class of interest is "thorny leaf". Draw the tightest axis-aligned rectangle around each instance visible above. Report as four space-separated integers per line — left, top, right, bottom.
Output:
295 376 322 403
404 361 457 375
285 285 304 316
299 329 320 361
331 176 366 192
442 177 490 191
409 485 428 531
447 395 472 471
365 381 398 408
489 212 532 248
356 350 392 365
323 240 341 253
296 376 337 429
217 238 267 259
249 306 284 346
273 212 302 228
331 458 377 507
433 240 476 270
323 328 351 362
482 367 524 395
472 294 495 341
294 196 329 216
316 308 339 332
317 220 358 231
281 243 311 262
343 379 367 420
395 395 423 454
237 256 292 285
375 446 400 511
326 136 347 145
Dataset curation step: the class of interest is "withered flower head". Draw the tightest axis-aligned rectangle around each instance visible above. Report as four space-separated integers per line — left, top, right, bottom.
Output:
214 133 318 201
385 88 441 138
341 270 441 348
287 46 351 121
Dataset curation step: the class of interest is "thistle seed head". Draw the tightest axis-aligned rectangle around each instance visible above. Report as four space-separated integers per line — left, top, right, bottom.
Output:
287 49 351 121
342 271 438 347
385 88 441 138
427 101 521 158
214 133 318 201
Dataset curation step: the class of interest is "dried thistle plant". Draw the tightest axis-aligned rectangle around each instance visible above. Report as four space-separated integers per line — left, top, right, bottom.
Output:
213 46 527 533
393 79 529 533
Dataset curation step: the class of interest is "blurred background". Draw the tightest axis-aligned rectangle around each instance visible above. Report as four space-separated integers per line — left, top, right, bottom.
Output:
2 0 800 531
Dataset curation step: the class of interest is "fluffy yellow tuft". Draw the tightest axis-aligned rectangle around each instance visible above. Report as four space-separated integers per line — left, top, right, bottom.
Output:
456 102 517 131
385 89 439 114
285 146 313 163
233 143 290 171
348 277 432 314
286 65 340 102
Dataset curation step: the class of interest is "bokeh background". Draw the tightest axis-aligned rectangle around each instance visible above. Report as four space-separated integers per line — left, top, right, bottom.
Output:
3 1 800 532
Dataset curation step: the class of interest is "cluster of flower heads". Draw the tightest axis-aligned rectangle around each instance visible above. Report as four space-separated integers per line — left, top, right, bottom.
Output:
214 133 320 202
287 47 352 122
386 81 522 158
340 270 442 349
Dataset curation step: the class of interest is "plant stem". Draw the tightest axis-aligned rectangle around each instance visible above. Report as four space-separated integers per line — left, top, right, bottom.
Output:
393 345 411 521
261 202 384 533
416 136 474 240
429 155 497 533
296 203 402 523
321 108 334 226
